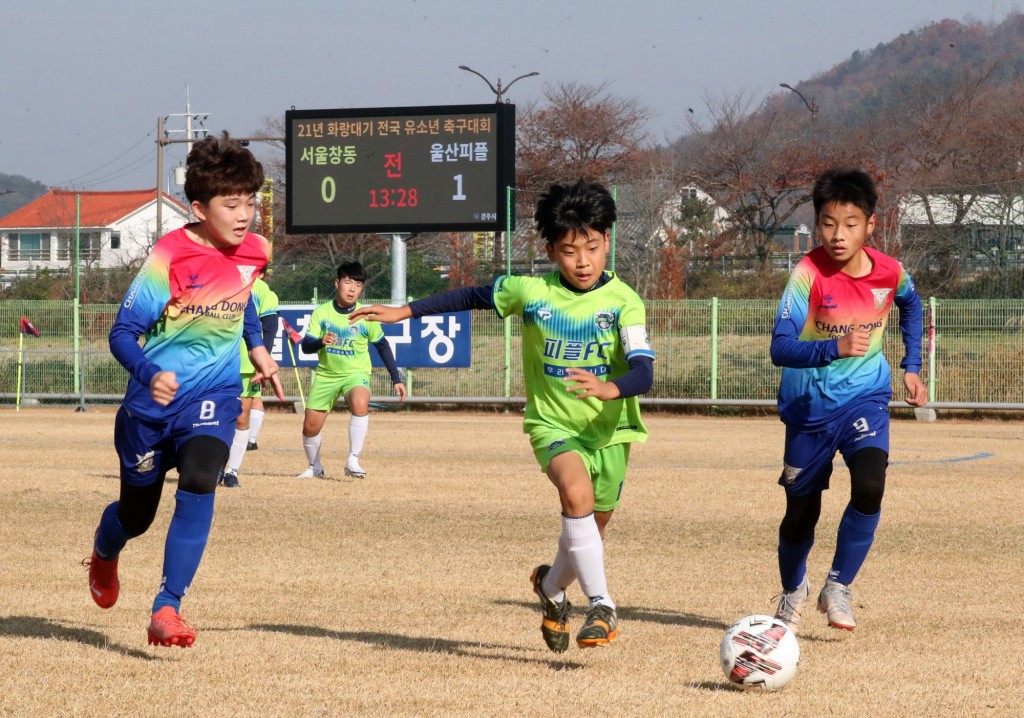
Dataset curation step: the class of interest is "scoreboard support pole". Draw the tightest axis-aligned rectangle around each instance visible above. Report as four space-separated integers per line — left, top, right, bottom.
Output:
391 233 410 391
390 234 408 305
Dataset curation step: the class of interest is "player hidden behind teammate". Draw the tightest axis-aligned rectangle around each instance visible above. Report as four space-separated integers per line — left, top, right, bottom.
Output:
220 267 280 488
350 180 655 652
296 260 407 479
770 167 928 633
84 132 285 648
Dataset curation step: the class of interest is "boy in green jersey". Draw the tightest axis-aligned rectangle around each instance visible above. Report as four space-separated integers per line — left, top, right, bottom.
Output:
297 261 406 479
350 180 655 651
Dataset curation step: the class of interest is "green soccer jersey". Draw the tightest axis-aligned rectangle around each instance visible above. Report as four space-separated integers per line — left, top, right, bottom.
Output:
492 271 653 450
239 277 280 374
306 300 385 377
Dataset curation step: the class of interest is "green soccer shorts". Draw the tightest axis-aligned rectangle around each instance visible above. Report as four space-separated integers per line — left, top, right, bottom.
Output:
306 373 371 412
239 372 263 399
529 429 631 512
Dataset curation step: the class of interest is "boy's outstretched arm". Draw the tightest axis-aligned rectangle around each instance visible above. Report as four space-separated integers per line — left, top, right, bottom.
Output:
351 285 496 324
349 304 412 324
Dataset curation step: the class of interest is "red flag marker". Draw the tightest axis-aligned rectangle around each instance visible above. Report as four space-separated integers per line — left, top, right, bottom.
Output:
280 318 302 345
19 317 40 337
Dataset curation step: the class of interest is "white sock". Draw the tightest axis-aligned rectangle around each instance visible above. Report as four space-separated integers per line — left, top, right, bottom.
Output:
349 414 369 456
248 409 265 442
303 433 322 468
563 513 615 609
543 530 576 603
226 428 248 472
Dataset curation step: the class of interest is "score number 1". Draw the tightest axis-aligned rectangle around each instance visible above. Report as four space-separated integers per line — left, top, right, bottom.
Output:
453 174 466 201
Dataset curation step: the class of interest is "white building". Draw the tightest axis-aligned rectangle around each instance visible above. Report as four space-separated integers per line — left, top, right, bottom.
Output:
0 189 189 272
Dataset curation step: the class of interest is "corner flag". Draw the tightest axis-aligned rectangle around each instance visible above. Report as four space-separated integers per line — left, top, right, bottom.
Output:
280 318 302 345
20 317 40 337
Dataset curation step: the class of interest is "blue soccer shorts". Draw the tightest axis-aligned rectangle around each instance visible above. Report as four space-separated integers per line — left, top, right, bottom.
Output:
778 398 890 496
114 392 241 486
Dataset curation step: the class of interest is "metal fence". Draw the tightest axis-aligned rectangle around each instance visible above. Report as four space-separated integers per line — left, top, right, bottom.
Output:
2 298 1023 410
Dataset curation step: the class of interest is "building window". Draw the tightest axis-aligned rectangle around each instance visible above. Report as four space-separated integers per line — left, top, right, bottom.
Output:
57 232 102 261
110 231 121 250
8 232 51 261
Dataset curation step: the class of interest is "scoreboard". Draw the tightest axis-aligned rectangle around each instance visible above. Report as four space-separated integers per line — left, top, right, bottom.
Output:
285 104 515 234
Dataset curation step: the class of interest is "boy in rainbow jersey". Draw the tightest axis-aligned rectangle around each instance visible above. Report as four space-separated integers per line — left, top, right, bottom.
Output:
85 133 284 648
770 167 928 633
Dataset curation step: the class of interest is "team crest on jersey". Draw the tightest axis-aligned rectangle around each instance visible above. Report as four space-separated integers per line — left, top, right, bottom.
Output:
135 451 156 473
871 288 892 309
537 307 553 321
237 265 258 285
348 325 360 335
781 464 802 485
594 311 614 331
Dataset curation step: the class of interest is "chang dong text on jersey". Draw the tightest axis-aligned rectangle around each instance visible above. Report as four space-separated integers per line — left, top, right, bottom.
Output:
770 245 923 428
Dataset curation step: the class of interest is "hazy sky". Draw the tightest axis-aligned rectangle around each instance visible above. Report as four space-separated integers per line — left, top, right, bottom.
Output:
0 0 1001 193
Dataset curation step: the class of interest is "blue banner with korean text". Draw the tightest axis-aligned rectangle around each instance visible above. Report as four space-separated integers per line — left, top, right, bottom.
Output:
271 305 471 368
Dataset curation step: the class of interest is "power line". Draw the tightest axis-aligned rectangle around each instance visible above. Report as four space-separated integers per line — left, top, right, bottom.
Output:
54 128 157 187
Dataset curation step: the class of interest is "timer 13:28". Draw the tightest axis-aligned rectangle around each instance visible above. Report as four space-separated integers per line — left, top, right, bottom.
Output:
368 188 419 208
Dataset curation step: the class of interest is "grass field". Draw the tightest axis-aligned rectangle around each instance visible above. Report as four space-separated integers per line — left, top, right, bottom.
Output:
0 408 1020 717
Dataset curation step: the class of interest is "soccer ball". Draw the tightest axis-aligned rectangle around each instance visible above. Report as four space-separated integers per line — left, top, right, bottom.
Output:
719 615 800 691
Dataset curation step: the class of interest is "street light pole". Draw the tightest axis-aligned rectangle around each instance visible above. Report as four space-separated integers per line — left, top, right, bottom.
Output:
779 83 818 121
458 65 539 103
457 64 539 275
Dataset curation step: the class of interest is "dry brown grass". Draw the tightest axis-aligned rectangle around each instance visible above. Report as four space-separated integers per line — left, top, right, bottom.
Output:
0 408 1020 717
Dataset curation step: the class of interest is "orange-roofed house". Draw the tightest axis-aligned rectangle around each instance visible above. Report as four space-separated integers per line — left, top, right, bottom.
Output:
0 189 189 271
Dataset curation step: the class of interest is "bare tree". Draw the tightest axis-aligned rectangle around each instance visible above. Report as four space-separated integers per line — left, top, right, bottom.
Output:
516 81 653 195
678 91 855 267
889 67 1024 292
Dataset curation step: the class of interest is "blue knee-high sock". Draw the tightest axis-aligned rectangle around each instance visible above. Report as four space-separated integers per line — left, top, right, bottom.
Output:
778 534 815 591
95 502 132 560
153 490 214 613
829 505 880 585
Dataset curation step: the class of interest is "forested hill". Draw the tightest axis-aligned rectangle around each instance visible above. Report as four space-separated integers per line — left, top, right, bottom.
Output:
780 14 1024 126
0 174 48 218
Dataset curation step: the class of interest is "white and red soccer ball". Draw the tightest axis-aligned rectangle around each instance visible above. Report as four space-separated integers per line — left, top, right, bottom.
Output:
719 614 800 691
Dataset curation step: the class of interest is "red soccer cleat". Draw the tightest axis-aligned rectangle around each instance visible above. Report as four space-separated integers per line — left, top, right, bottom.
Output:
83 550 119 609
147 606 198 648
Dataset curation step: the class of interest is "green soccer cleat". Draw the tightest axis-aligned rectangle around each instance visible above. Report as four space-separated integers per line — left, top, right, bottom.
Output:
576 603 619 648
530 565 572 653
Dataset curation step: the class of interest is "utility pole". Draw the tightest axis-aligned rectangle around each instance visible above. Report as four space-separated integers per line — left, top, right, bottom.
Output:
156 87 210 239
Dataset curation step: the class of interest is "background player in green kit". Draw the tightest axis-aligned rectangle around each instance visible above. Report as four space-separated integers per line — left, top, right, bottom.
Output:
297 261 406 479
221 268 279 488
350 180 655 652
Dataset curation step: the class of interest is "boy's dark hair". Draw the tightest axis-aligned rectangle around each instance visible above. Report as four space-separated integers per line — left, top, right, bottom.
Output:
534 180 617 244
184 131 265 205
812 167 878 220
336 260 366 283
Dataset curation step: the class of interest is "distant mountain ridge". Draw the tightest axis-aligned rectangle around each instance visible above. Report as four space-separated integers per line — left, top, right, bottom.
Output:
778 14 1024 127
0 174 48 218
